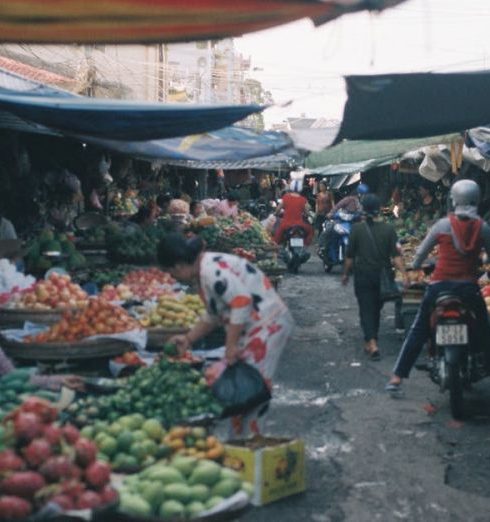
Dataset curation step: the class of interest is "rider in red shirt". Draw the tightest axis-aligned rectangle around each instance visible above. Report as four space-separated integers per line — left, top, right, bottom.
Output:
274 185 314 245
386 179 490 393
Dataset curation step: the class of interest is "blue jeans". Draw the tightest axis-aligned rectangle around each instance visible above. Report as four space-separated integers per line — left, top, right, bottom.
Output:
393 281 490 378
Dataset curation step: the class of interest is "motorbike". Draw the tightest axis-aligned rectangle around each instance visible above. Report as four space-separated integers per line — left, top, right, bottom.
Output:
282 226 310 274
243 199 274 221
425 291 488 419
319 210 357 273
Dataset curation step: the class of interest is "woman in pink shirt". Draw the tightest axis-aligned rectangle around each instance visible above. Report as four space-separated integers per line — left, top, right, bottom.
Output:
216 191 239 218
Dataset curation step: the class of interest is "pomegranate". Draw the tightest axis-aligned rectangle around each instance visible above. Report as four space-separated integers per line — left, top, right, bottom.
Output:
84 461 111 489
43 424 63 446
76 490 102 510
62 424 80 444
74 438 97 468
39 456 81 482
14 412 44 442
20 397 58 423
0 449 25 473
0 471 46 499
99 485 119 505
23 438 53 468
50 494 75 511
0 495 32 519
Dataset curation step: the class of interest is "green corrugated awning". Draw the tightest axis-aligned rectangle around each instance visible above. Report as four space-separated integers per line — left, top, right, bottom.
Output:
306 133 461 171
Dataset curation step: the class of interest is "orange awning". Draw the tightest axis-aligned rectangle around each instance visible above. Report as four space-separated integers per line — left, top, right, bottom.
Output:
0 1 407 44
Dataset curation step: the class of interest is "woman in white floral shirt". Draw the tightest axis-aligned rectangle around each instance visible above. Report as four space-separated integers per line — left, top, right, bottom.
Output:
159 233 294 437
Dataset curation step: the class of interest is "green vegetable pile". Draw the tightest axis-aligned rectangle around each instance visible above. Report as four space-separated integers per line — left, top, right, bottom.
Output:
66 359 223 427
106 221 176 265
25 229 87 273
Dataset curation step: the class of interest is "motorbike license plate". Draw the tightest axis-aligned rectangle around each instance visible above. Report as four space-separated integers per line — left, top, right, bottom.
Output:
290 238 304 247
436 324 468 345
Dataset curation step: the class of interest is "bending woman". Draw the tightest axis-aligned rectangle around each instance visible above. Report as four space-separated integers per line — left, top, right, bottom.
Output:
159 233 294 437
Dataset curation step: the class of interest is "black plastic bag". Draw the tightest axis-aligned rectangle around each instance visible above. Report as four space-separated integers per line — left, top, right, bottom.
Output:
211 361 271 417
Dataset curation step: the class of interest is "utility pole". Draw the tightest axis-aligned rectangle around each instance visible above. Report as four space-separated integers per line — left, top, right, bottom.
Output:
157 44 168 102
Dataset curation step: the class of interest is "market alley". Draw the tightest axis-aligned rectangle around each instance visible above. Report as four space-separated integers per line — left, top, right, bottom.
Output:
242 254 490 522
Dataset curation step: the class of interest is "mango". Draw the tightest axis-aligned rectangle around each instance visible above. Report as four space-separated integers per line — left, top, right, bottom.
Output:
142 419 164 440
159 499 185 519
189 461 221 486
171 456 198 477
186 501 206 517
189 484 210 503
211 478 241 498
120 494 152 517
146 465 185 485
205 496 225 510
163 483 191 504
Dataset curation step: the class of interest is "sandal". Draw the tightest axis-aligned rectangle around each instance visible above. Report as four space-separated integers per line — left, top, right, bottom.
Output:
369 350 381 361
385 381 403 395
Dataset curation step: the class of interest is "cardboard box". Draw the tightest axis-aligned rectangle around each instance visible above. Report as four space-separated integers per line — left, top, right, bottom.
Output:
224 436 306 506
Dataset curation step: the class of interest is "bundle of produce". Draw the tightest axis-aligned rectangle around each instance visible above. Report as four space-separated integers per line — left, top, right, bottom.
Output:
194 213 274 254
65 359 223 428
72 266 131 288
110 190 140 217
106 223 174 265
163 426 224 461
232 248 256 262
0 260 35 301
0 370 57 422
25 230 87 273
99 283 134 302
124 268 175 287
112 352 146 368
116 456 252 519
159 343 203 366
24 298 140 343
0 398 118 518
80 415 170 472
7 273 88 311
138 295 205 329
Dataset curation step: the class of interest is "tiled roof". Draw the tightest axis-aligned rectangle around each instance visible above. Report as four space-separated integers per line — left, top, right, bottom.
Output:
0 56 74 87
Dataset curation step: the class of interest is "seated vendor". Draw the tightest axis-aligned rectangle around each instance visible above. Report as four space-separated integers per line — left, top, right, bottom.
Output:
0 347 84 391
190 200 207 220
216 191 240 218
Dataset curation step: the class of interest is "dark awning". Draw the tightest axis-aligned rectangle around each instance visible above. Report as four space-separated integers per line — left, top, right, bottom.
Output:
336 71 490 142
0 1 407 44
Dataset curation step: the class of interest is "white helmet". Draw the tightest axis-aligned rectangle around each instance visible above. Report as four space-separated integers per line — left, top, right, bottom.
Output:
450 179 480 207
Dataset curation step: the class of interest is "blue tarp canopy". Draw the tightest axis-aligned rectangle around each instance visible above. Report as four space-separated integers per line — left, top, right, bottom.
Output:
0 66 297 166
0 91 263 141
82 126 295 164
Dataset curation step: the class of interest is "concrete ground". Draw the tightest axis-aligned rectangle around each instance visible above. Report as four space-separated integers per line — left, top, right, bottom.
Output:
241 255 490 522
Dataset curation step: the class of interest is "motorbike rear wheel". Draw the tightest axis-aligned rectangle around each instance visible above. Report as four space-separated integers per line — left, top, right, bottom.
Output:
447 361 464 419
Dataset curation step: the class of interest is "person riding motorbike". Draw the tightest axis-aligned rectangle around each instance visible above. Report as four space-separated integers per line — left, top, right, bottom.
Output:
386 179 490 393
273 182 314 246
327 183 370 218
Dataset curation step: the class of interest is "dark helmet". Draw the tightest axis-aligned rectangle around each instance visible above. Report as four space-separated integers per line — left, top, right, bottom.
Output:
361 193 381 216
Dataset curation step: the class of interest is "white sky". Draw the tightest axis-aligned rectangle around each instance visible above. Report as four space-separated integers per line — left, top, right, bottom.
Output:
234 0 490 128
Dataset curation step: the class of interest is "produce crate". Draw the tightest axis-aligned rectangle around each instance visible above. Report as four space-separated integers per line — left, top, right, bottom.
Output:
224 436 306 506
